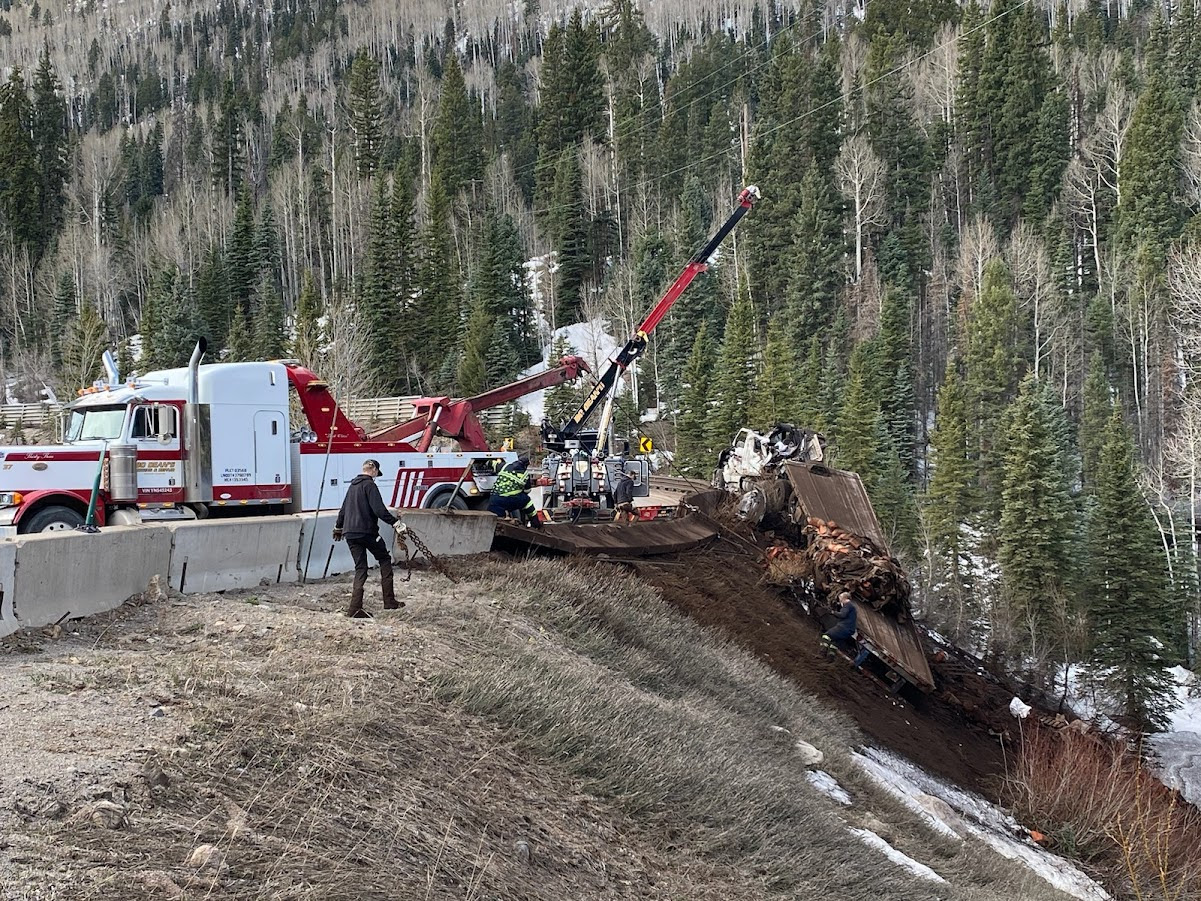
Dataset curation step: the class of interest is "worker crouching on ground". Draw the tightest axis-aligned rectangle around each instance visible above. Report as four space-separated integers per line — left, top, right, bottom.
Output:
333 458 401 618
488 454 542 529
613 469 637 524
820 591 872 668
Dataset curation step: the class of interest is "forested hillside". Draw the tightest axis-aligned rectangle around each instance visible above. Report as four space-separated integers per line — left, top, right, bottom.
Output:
1 0 1199 728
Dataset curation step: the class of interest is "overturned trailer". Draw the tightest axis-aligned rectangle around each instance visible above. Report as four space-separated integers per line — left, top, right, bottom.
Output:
776 462 934 693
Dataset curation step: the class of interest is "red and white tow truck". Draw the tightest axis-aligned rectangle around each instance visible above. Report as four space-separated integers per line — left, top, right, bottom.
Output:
0 341 589 535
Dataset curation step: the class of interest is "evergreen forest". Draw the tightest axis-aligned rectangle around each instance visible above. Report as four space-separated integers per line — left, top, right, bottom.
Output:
1 0 1200 728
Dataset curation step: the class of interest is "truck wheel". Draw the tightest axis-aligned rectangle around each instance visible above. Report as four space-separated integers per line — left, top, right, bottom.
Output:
24 505 85 533
427 491 468 511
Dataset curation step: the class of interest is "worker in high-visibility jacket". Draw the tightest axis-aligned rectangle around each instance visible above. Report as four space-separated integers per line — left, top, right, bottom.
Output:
488 454 542 528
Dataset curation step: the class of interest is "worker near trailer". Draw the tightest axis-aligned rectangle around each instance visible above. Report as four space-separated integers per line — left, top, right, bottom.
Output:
821 591 872 668
333 459 401 618
488 453 542 528
612 468 637 524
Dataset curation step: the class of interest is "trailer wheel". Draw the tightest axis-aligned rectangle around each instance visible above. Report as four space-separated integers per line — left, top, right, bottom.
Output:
24 505 86 533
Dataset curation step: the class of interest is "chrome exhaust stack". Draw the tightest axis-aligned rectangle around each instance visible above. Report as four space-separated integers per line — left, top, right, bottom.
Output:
183 338 212 504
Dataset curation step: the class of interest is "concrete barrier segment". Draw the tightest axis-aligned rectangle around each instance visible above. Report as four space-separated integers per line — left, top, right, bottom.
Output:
11 526 172 629
169 516 302 594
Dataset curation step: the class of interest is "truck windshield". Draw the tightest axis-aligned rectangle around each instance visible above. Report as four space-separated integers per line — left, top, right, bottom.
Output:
66 406 127 442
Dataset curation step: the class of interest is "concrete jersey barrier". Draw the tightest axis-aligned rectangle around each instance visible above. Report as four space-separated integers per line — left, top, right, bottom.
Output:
397 510 496 560
0 542 17 638
10 526 172 629
169 516 302 594
0 510 496 634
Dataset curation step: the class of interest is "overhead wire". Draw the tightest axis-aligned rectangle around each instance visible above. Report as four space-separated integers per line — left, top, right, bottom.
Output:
508 0 1038 222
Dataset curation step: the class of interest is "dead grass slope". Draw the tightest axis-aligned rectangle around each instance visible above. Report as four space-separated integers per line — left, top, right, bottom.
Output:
0 557 1084 900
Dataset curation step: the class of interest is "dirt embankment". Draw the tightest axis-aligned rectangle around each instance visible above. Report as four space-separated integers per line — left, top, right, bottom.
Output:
632 537 1017 801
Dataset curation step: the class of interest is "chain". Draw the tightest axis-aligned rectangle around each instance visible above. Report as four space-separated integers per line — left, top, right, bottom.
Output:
395 523 458 584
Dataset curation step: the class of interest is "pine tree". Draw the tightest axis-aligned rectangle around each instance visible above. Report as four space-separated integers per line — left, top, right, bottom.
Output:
676 323 715 476
470 212 537 367
871 286 916 474
348 50 383 177
996 375 1079 667
544 334 587 427
50 271 76 366
0 70 41 252
226 303 256 363
60 303 109 393
416 176 462 383
431 54 483 197
1085 408 1178 732
661 177 720 389
360 178 403 392
964 260 1027 510
252 277 286 359
144 267 203 369
704 287 757 452
834 343 883 483
548 148 590 325
457 299 491 395
750 315 801 426
226 188 258 329
211 77 243 194
746 39 842 307
1080 353 1112 491
291 270 323 368
195 246 230 350
924 361 978 638
784 167 845 344
796 336 830 434
485 316 522 389
1116 73 1186 260
30 43 67 257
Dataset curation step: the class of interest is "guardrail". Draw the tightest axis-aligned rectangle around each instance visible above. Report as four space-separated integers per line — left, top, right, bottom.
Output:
649 475 711 495
0 403 60 428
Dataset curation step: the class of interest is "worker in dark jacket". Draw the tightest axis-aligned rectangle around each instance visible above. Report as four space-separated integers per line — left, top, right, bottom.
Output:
488 454 541 528
820 591 858 656
612 469 637 524
334 459 399 618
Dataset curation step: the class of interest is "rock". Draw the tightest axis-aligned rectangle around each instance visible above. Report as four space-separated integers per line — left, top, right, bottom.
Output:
514 839 532 864
87 800 128 830
794 740 825 767
139 871 183 898
151 707 167 718
38 799 67 820
186 844 226 873
143 764 170 788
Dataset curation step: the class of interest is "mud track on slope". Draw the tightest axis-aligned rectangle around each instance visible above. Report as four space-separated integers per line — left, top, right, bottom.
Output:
628 539 1016 801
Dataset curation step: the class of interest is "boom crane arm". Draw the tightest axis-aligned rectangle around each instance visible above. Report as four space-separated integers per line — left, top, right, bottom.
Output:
551 185 760 448
369 355 591 452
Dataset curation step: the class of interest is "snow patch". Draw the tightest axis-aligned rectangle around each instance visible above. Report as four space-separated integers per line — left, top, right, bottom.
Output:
853 748 1111 901
806 770 852 805
1149 666 1201 807
515 317 621 425
849 827 946 883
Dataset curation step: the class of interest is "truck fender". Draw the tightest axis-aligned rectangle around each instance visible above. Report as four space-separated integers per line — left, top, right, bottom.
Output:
10 489 99 529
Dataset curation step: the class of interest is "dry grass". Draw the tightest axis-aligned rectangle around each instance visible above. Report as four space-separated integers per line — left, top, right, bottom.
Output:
11 560 1097 901
1004 727 1201 900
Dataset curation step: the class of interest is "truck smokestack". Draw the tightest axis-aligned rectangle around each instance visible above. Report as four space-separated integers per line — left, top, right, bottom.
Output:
187 338 207 405
182 338 212 506
102 350 119 387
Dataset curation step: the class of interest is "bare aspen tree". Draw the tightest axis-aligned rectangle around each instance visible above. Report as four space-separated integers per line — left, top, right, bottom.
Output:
1168 246 1201 375
1183 99 1201 210
835 134 887 281
1008 223 1069 383
953 214 1002 312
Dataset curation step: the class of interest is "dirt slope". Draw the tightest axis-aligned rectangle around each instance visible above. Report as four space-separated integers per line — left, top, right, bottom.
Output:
632 539 1013 800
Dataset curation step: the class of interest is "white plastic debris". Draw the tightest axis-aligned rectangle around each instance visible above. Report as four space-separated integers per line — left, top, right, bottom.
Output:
1009 697 1032 719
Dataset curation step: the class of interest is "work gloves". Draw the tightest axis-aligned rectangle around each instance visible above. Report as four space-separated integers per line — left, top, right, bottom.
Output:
332 528 343 541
